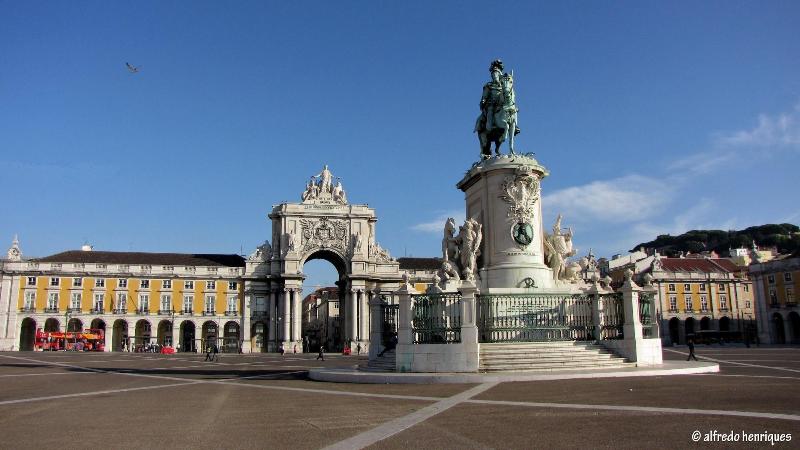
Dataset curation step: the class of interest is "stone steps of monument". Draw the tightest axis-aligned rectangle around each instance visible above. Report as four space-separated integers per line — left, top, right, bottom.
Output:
359 350 396 372
479 342 632 372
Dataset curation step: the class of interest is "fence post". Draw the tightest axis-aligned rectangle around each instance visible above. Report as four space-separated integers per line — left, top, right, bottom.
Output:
458 281 478 345
395 278 418 372
588 278 603 342
368 293 386 360
620 269 643 342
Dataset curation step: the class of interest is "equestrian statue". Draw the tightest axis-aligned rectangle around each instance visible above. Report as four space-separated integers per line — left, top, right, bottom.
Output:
475 59 520 159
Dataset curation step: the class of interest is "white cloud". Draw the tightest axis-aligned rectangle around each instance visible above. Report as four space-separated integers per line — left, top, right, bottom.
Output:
544 175 670 223
670 102 800 175
411 210 465 233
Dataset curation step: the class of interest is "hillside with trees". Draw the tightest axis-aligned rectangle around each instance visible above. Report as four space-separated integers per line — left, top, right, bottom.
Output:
631 223 800 257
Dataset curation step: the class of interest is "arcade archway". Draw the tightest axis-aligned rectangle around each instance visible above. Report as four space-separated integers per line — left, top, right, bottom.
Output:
19 318 36 351
773 313 786 344
157 320 172 347
67 318 83 332
44 318 60 332
668 317 680 345
112 319 128 351
180 321 196 352
223 321 240 353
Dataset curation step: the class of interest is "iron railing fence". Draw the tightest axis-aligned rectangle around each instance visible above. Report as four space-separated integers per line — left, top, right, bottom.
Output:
411 293 462 344
600 292 625 340
639 291 656 338
477 294 594 343
382 303 399 347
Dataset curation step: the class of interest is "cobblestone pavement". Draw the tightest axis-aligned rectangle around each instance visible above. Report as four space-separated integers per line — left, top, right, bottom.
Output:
1 345 798 449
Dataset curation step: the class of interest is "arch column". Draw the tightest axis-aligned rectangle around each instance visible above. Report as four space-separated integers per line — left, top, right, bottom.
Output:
292 288 302 351
359 289 369 344
241 294 252 353
348 288 357 349
267 288 277 351
281 288 290 347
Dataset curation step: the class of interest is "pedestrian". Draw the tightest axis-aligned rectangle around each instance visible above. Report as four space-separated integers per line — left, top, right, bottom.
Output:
212 343 219 362
316 345 325 361
205 344 213 362
687 338 698 361
279 343 285 356
293 344 297 354
356 343 362 355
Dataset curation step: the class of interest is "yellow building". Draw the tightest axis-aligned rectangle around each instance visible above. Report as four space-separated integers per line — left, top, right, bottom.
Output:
611 254 755 345
750 255 800 344
2 247 245 352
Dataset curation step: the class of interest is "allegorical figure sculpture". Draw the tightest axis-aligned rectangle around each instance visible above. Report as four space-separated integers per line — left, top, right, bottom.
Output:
301 165 348 205
543 214 577 282
442 217 458 263
475 59 520 159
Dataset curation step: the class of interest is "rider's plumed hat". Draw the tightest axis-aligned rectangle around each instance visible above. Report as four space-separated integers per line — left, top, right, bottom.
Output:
489 59 504 73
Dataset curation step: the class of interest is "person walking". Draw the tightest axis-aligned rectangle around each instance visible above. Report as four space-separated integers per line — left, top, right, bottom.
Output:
205 343 213 362
212 343 219 362
279 343 285 356
356 343 362 355
316 345 325 361
687 338 698 361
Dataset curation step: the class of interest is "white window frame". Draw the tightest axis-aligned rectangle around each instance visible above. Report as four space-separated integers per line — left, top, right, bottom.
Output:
27 276 37 286
24 291 35 309
227 296 237 313
139 294 150 312
160 294 171 312
50 277 60 287
228 281 237 291
206 280 216 290
94 293 105 312
255 297 266 313
70 292 82 310
787 287 795 304
73 277 82 287
768 275 775 284
162 279 172 289
669 296 677 311
118 278 128 288
699 283 706 292
183 295 193 313
769 289 778 305
47 293 59 310
700 295 708 312
719 294 728 310
140 279 150 289
684 295 693 311
205 295 216 314
95 278 105 288
718 283 725 291
116 293 127 312
785 272 793 282
184 280 194 290
745 300 752 309
744 284 750 293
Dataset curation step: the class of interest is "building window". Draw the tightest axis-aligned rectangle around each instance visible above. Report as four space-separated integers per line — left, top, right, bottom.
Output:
24 291 35 310
26 276 36 286
683 283 691 291
96 264 106 269
785 272 793 283
718 283 725 291
118 279 128 288
183 295 193 313
227 296 237 313
769 289 778 306
787 287 795 304
140 279 150 289
184 280 194 290
228 281 237 290
50 277 60 287
700 295 708 312
160 294 171 312
744 284 750 293
95 278 105 288
699 283 706 292
719 294 727 310
70 293 81 310
669 296 677 311
768 275 775 284
93 293 104 312
116 293 127 312
205 295 215 314
746 300 752 309
255 297 265 313
139 294 150 312
162 279 172 289
47 293 59 311
684 296 693 311
206 281 216 290
73 277 82 287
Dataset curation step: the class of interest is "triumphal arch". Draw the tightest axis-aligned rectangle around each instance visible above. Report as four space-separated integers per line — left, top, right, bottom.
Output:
242 165 401 353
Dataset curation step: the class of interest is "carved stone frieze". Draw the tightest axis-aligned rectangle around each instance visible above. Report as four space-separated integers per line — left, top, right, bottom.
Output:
300 217 348 254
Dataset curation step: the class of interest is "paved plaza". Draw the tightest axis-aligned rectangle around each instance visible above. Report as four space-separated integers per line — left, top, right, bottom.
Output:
0 346 798 449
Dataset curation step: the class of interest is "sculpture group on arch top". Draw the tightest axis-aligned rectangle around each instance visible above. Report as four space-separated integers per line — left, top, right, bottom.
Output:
247 164 394 266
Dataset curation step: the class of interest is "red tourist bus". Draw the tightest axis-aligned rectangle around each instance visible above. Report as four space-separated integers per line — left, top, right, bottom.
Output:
35 328 105 352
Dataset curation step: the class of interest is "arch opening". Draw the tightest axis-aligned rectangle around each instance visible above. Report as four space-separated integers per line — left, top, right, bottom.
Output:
112 319 128 351
19 318 36 351
302 253 347 353
773 313 786 344
180 321 196 352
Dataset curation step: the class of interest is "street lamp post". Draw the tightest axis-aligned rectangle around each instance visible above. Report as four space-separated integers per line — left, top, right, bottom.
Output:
64 310 72 351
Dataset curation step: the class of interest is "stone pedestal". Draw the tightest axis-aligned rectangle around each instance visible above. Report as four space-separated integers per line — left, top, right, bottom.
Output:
456 155 554 290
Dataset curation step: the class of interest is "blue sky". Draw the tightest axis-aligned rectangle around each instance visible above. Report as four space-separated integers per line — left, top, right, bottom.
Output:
2 1 799 291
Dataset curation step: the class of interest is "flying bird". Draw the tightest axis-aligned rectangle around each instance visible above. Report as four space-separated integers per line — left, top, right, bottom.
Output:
125 62 140 73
